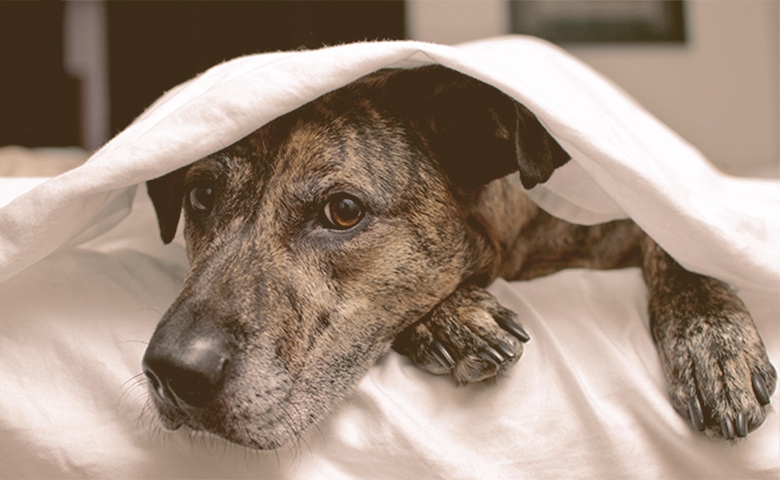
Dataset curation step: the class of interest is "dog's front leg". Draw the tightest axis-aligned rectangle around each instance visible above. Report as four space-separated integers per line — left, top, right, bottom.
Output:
641 238 776 439
393 284 530 384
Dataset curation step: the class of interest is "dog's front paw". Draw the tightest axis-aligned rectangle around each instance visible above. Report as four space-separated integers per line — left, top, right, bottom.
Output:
393 284 530 384
655 308 777 440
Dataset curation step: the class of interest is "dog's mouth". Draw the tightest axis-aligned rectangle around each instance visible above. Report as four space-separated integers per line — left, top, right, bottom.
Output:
151 402 185 431
146 387 309 450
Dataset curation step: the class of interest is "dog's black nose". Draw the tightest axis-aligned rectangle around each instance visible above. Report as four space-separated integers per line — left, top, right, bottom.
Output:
143 336 231 409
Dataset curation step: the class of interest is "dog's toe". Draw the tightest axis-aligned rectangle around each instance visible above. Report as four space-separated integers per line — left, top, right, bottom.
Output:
393 284 527 384
658 312 777 440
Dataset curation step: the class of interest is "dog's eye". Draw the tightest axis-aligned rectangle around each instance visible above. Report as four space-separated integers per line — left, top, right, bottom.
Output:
188 185 216 214
323 193 364 230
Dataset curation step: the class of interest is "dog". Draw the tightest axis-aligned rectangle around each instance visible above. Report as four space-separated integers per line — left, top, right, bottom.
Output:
143 65 776 449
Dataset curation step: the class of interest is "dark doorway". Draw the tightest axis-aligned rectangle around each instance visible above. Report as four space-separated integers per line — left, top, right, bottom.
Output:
106 1 405 136
0 2 80 147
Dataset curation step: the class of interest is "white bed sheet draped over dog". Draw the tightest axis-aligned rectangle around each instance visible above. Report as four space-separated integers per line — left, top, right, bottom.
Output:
0 36 778 289
0 37 778 479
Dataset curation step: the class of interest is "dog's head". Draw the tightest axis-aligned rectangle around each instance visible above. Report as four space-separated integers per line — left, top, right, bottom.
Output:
143 66 569 449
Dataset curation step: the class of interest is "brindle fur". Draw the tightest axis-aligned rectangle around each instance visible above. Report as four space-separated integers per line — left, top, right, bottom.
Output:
143 66 775 449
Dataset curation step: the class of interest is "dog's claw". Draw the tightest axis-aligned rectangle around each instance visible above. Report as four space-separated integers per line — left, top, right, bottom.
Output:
495 316 530 343
479 345 506 366
752 373 771 406
735 413 748 438
495 341 516 361
687 398 705 432
720 417 735 440
431 341 456 370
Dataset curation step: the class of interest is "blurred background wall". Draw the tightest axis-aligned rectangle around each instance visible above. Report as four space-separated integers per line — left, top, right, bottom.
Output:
1 0 777 177
410 0 779 177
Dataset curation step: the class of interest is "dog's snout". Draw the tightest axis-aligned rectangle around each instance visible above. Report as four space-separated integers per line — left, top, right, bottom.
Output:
143 336 231 409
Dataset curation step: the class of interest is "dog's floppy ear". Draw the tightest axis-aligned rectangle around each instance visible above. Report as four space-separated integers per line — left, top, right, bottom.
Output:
147 166 189 244
402 66 570 190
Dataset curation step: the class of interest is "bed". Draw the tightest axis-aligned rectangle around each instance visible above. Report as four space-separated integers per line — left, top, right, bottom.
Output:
0 36 778 479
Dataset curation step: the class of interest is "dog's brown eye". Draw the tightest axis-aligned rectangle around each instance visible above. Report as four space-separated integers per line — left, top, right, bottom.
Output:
188 186 215 214
324 194 364 230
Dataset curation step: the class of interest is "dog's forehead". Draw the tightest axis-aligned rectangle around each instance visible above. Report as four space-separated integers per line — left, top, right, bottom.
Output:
233 99 414 184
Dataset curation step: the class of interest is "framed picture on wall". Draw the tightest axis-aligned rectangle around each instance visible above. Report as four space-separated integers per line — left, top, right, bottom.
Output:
510 0 686 44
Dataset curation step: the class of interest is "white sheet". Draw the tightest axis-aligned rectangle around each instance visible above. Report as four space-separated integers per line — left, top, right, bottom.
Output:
1 36 778 478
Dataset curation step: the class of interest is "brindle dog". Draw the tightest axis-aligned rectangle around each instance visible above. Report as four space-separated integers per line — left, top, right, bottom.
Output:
144 66 776 449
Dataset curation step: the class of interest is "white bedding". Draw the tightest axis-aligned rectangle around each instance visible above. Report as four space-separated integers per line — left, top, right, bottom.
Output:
0 36 778 478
